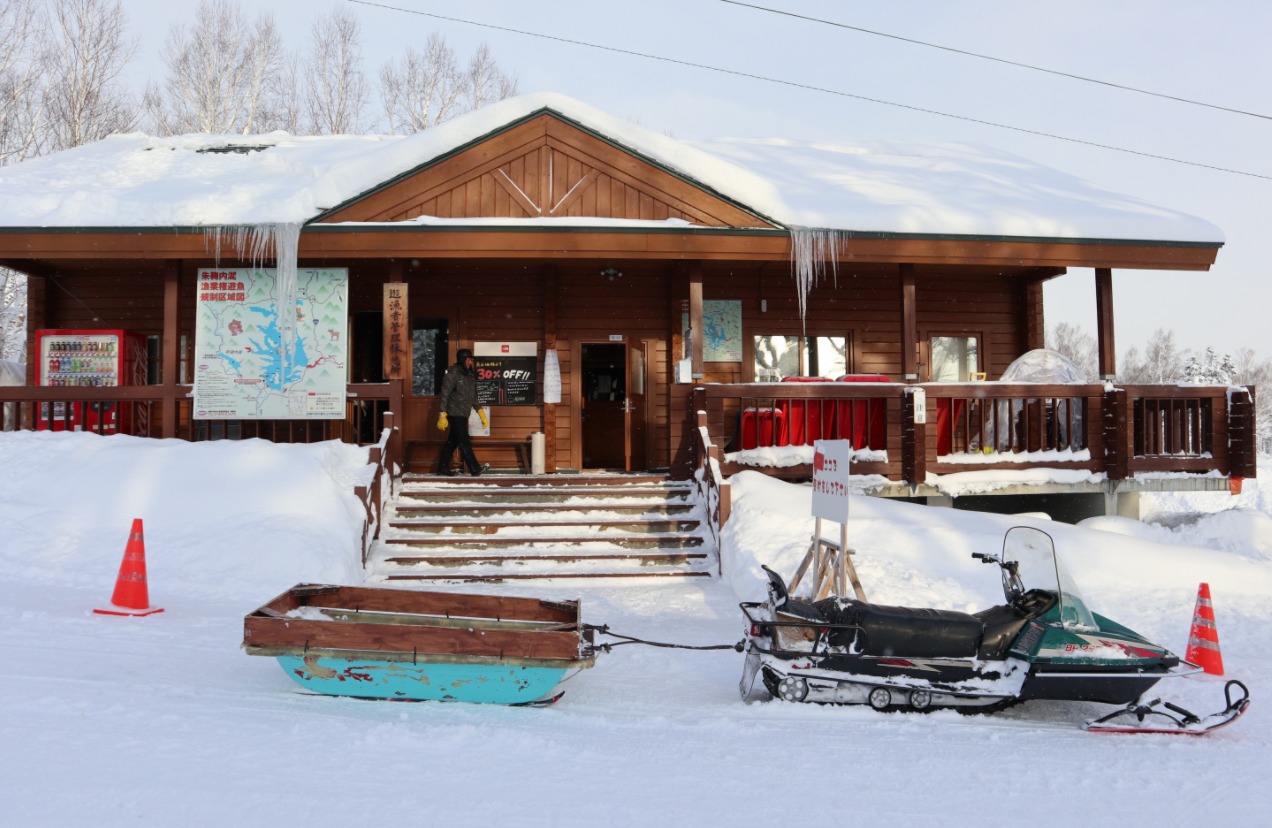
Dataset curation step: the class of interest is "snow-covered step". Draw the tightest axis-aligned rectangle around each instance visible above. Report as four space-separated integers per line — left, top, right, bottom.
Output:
366 475 715 583
387 518 702 535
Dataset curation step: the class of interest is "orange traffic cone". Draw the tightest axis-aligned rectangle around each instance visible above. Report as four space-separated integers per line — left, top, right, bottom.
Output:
1184 582 1223 675
93 518 164 617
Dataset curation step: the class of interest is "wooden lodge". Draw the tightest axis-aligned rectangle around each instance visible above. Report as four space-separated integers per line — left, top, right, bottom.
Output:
0 93 1257 522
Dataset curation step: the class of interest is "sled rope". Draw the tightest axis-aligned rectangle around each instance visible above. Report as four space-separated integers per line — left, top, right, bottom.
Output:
584 624 744 653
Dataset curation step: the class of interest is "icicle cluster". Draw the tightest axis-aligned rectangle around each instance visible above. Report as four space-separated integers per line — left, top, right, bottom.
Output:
202 222 303 370
789 228 844 333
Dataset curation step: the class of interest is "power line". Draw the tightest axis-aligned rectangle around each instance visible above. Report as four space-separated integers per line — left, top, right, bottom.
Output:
720 0 1272 122
345 0 1272 180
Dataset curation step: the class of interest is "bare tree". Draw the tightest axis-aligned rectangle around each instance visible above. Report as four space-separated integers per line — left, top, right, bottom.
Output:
41 0 138 152
464 42 518 112
0 0 46 165
1119 328 1189 383
304 7 367 134
1046 322 1097 380
146 0 283 134
380 34 516 134
0 271 26 361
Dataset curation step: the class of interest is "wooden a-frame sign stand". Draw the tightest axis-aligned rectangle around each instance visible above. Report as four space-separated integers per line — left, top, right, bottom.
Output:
789 440 867 602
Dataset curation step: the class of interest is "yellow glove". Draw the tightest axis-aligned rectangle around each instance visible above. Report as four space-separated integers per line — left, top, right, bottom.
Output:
437 412 449 431
478 408 488 428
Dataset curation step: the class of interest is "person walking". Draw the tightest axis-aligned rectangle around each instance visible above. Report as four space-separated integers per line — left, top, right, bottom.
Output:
436 348 489 476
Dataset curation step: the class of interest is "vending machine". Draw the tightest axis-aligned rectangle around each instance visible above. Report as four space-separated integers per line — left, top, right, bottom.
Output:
35 329 149 435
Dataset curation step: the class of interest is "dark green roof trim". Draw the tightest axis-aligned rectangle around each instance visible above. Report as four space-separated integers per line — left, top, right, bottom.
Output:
306 105 780 228
304 223 787 237
0 223 1223 249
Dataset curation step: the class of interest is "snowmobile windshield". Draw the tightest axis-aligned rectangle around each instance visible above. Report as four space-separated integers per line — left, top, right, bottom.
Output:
1002 527 1098 631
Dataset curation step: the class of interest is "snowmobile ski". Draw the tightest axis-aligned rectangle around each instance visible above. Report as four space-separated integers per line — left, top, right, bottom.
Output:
1085 680 1250 735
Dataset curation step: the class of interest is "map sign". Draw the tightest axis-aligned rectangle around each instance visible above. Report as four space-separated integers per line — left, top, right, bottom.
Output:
193 268 349 419
682 299 742 362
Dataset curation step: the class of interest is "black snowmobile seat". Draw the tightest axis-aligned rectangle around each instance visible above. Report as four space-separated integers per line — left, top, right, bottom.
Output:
835 600 984 659
974 590 1057 659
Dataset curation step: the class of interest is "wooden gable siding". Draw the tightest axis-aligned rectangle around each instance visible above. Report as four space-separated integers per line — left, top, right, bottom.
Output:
317 114 770 229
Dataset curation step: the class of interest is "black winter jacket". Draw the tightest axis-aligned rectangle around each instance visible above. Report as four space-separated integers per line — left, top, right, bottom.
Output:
438 362 479 418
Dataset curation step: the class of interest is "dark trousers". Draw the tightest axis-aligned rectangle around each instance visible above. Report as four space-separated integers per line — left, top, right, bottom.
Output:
437 416 481 474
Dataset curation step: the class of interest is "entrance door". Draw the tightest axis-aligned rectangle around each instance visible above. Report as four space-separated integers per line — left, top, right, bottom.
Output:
581 343 627 468
580 341 650 470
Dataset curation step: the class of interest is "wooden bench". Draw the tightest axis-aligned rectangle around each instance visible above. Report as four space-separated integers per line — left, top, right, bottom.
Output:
474 438 533 473
410 438 533 473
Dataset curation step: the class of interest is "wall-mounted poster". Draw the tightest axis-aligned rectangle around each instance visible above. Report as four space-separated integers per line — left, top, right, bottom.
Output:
681 299 742 362
193 267 348 419
473 341 538 406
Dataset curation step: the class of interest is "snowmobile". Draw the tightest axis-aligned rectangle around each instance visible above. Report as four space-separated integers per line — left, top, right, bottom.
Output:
739 526 1249 733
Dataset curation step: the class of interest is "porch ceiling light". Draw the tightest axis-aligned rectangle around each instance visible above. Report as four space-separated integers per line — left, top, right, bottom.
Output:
600 267 622 281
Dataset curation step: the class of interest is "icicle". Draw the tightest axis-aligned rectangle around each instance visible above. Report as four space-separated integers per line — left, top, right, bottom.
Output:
201 222 304 379
789 228 843 334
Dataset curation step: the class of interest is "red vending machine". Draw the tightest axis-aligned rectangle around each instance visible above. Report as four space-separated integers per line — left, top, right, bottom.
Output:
35 329 150 435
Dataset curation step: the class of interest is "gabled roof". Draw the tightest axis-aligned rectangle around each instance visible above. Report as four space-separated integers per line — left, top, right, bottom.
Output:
0 91 1223 247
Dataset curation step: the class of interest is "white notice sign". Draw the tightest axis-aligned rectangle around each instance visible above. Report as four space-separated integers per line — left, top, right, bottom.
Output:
811 440 851 522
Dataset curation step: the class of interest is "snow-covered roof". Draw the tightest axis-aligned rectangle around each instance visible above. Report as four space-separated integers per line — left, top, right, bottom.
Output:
0 91 1223 244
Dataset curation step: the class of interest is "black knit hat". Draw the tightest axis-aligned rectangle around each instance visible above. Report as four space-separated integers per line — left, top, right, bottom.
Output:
456 348 474 362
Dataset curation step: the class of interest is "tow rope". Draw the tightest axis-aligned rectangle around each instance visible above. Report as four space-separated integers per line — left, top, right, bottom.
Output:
583 623 744 654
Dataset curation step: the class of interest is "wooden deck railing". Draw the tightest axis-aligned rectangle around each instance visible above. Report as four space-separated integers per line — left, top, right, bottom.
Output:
690 381 1257 530
0 380 405 446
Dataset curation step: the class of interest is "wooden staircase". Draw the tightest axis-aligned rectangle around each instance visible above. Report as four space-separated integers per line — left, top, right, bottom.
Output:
366 473 716 583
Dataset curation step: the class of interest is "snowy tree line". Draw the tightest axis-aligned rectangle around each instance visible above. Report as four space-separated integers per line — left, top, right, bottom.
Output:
0 0 518 361
1048 322 1271 449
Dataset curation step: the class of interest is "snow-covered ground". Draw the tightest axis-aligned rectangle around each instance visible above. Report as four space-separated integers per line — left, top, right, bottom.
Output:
1 431 1270 826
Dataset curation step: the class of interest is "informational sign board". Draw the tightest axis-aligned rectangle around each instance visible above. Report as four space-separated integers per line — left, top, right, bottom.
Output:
473 341 537 406
193 267 348 419
543 349 561 404
811 439 852 522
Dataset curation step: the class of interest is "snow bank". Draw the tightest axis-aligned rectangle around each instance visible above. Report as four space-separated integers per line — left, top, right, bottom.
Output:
0 431 369 601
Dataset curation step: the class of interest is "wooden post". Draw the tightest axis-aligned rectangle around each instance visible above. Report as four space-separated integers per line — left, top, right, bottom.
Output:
902 390 926 486
688 261 704 380
1024 277 1047 352
543 265 558 472
161 261 181 438
1229 385 1258 479
1103 385 1129 480
1095 268 1116 379
899 263 918 380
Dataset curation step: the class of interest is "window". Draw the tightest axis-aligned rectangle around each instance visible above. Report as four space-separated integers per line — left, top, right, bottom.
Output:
411 318 448 396
808 336 847 378
753 335 799 381
930 335 978 381
754 334 852 380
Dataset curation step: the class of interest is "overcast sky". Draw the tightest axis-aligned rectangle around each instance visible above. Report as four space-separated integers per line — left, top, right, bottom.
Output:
122 0 1272 359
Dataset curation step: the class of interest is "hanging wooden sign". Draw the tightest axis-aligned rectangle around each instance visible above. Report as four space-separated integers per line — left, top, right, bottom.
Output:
383 283 408 380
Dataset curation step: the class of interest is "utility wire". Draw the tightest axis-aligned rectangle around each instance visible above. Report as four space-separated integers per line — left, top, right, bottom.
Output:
345 0 1272 180
720 0 1272 122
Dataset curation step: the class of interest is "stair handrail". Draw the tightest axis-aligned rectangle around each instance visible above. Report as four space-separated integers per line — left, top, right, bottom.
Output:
691 391 730 573
354 413 400 566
